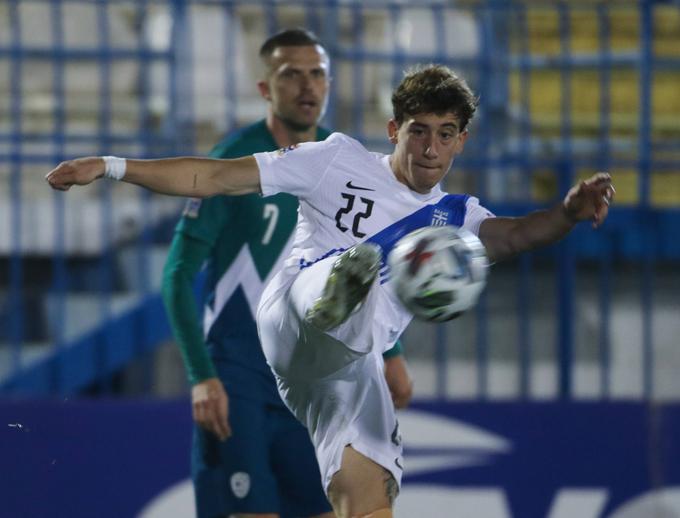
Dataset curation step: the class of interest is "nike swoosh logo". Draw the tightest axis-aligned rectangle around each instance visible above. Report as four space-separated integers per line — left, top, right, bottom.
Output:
395 457 403 470
346 181 375 191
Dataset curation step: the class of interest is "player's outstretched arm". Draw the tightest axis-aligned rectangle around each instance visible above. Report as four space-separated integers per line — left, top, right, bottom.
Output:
479 172 615 263
46 155 261 197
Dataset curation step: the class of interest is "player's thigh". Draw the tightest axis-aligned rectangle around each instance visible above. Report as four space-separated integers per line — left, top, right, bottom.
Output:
192 396 281 516
270 405 333 517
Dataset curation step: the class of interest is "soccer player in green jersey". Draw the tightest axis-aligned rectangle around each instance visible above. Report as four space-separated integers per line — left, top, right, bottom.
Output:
160 29 413 518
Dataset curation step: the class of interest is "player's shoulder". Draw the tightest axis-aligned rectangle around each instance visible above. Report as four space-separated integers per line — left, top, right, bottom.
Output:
210 120 274 158
323 132 373 156
326 131 361 146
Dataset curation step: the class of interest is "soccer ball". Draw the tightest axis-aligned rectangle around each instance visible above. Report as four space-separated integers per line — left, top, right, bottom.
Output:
387 225 489 322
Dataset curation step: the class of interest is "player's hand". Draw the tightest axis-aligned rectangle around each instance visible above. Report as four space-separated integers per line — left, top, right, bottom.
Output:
563 172 615 229
45 157 105 191
192 378 232 441
384 356 414 409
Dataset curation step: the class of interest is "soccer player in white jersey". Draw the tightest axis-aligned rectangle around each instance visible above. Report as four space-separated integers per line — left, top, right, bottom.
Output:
47 65 615 518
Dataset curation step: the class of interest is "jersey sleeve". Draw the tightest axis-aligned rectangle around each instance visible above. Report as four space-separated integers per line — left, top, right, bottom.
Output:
254 132 343 198
382 339 403 359
462 196 495 236
161 232 217 384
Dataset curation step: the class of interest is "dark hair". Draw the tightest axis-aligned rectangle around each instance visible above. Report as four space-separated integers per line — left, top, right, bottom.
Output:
259 28 324 60
391 65 478 130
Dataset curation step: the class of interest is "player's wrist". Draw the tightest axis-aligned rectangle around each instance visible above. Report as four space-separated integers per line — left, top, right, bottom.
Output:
561 201 580 225
102 156 126 180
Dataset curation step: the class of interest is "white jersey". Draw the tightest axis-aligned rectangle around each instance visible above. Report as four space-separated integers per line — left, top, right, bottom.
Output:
253 132 494 493
254 132 493 362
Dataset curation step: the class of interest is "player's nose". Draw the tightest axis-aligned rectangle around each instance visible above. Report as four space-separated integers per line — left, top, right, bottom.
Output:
423 138 439 159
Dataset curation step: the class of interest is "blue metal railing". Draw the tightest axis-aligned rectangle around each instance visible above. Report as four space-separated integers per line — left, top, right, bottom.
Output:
1 0 678 399
8 0 24 378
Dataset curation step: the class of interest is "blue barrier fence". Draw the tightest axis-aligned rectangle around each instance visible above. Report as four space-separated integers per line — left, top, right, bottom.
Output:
2 398 680 517
1 0 679 398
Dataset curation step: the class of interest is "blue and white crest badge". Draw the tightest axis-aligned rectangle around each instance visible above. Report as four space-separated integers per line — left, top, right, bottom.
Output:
183 197 202 218
431 208 450 226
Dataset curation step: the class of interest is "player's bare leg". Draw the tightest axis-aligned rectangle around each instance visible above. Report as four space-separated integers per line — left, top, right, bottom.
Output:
305 243 381 332
326 446 397 518
231 513 333 518
229 513 334 518
231 514 278 518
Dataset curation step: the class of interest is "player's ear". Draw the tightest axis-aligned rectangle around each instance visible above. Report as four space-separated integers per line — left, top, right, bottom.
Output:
454 129 469 154
257 79 271 101
387 119 399 144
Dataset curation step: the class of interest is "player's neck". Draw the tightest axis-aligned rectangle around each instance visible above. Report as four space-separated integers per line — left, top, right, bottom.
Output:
267 114 317 147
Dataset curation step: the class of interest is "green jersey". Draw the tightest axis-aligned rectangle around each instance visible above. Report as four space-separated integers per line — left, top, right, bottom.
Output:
162 120 402 403
163 120 330 403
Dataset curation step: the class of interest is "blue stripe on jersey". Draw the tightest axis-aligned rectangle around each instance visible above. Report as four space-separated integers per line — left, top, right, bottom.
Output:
299 247 348 269
299 194 470 277
367 194 469 284
366 194 470 259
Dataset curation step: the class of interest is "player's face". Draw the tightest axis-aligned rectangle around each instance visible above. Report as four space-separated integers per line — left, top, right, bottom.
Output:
388 112 468 194
259 45 330 132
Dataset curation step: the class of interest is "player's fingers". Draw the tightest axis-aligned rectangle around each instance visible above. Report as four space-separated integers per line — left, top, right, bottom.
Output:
202 400 228 441
589 171 611 184
215 415 231 441
215 402 231 440
600 184 615 207
592 201 610 228
606 185 616 201
193 399 210 428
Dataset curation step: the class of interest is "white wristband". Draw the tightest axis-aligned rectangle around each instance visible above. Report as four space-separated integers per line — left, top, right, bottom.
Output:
103 156 126 180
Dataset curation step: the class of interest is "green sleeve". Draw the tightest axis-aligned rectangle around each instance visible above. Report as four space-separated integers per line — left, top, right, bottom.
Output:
161 232 216 385
382 339 403 359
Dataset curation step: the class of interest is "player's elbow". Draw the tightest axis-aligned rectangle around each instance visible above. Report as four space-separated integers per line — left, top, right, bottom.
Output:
161 264 188 305
209 156 260 196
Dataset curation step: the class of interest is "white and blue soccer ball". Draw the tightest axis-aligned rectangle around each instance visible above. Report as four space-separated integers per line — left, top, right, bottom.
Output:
387 225 489 322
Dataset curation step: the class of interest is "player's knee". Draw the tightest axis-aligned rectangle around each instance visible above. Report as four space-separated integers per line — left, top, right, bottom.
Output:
327 447 395 517
229 514 279 518
358 509 393 518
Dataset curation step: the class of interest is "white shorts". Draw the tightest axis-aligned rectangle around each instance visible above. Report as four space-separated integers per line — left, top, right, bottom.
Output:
256 255 404 493
276 350 403 494
257 254 407 380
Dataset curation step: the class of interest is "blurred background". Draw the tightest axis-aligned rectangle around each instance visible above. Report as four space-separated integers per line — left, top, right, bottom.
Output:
1 0 680 516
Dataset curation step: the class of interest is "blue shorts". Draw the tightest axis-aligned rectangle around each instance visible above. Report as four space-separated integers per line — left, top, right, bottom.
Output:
192 394 331 518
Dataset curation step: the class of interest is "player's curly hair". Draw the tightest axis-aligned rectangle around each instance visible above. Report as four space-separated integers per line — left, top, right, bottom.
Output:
391 65 478 130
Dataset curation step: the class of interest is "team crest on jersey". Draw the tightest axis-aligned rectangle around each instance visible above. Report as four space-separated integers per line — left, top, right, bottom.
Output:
431 208 450 226
182 197 202 218
391 421 402 447
230 472 251 498
276 143 300 156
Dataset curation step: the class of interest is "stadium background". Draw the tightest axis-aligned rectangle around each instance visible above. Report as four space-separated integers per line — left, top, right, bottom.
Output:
1 0 679 516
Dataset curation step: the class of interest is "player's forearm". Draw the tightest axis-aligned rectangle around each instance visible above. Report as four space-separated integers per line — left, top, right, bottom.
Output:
46 155 261 196
481 204 574 262
123 156 260 197
161 236 217 384
162 271 217 383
